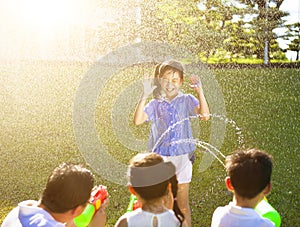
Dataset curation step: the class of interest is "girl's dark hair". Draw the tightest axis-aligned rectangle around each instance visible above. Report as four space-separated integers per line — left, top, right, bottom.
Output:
152 63 162 99
158 59 184 80
170 175 185 226
129 153 185 226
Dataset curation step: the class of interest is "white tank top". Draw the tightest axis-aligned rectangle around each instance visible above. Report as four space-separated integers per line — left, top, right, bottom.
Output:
126 208 180 227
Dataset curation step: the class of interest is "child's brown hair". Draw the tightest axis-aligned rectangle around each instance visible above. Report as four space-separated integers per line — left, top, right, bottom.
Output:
226 148 273 199
128 153 184 225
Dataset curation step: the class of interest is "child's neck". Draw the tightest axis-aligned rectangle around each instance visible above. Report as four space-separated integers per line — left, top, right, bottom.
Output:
165 93 178 101
38 203 68 223
233 193 264 209
141 198 167 214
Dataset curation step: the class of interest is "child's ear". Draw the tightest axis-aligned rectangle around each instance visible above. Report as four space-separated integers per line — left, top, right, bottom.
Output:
225 176 234 192
128 185 137 195
166 183 173 196
72 204 86 218
181 77 184 84
263 182 272 195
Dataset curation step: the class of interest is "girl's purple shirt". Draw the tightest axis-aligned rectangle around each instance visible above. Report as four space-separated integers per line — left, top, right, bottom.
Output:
145 92 199 156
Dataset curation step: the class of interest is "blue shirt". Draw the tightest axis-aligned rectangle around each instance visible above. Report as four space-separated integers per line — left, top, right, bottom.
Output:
2 200 65 227
145 92 199 156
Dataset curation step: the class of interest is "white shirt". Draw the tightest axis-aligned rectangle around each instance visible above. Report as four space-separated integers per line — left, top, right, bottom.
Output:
211 202 275 227
123 208 180 227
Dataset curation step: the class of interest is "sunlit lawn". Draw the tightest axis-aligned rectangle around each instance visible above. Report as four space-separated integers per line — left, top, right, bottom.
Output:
0 61 299 226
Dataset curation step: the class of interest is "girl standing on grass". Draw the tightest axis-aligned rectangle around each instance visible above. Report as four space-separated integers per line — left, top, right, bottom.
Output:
133 59 210 226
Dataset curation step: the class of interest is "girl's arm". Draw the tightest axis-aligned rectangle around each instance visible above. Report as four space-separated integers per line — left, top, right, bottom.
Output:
189 75 210 121
114 216 128 227
196 88 210 121
133 78 156 125
133 97 148 125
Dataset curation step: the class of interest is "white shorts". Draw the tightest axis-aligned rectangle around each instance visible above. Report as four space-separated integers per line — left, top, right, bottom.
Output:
162 153 192 184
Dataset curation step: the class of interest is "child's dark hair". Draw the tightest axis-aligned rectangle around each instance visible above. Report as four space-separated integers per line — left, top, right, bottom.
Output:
128 153 185 226
225 148 273 199
158 59 184 80
169 175 185 225
153 63 162 99
41 163 94 213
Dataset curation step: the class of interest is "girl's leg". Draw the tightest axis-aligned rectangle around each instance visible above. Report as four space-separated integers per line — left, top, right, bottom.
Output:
177 183 191 227
163 154 192 226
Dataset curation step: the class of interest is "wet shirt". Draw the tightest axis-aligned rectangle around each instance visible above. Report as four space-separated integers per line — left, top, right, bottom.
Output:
145 92 199 156
125 208 180 227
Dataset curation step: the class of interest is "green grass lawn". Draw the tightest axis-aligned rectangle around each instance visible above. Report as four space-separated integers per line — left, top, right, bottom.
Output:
0 61 299 226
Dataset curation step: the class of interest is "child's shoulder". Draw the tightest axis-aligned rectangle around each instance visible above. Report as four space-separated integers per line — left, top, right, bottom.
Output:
183 93 197 99
213 204 229 214
176 93 199 105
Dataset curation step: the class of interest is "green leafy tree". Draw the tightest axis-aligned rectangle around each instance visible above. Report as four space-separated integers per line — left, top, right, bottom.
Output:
139 0 240 61
238 0 288 61
82 0 289 62
140 0 288 62
191 0 238 61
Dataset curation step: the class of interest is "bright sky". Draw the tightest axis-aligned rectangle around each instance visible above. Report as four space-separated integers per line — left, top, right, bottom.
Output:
280 0 300 24
0 0 94 60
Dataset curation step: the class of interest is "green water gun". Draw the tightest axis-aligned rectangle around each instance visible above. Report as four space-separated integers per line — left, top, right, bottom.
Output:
74 185 108 227
126 194 141 213
255 197 281 227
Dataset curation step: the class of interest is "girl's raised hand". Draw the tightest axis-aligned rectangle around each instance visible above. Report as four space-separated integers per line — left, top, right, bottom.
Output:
142 76 157 99
189 74 203 91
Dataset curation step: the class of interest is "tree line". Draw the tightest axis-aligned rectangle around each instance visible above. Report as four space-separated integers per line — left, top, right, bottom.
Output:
88 0 299 62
